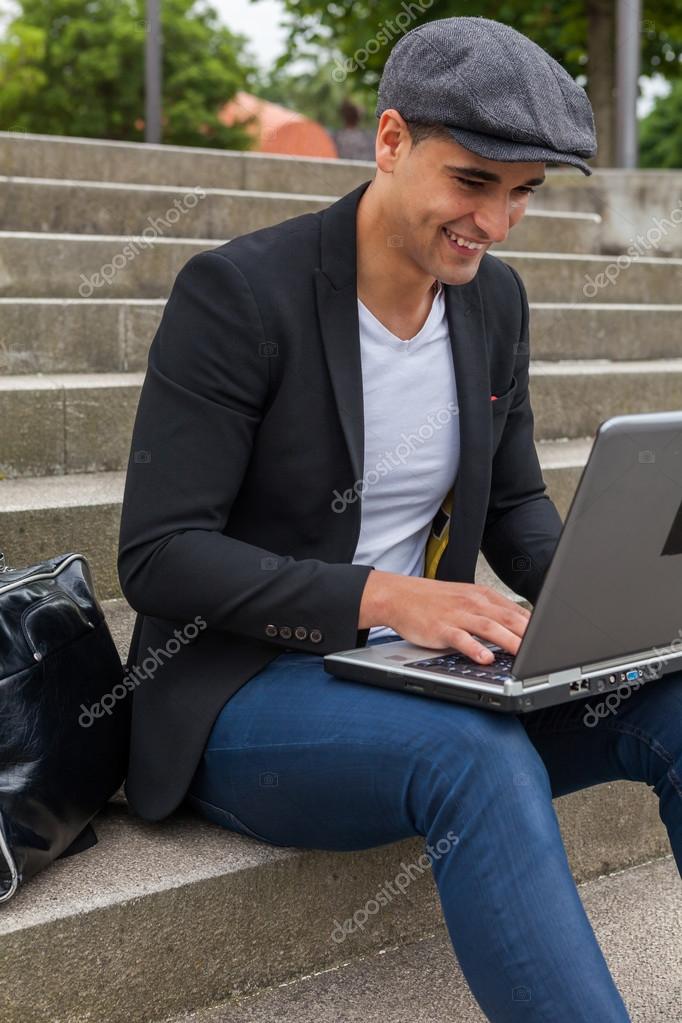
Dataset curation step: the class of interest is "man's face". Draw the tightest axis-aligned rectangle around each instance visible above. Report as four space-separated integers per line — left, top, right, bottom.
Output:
375 112 546 287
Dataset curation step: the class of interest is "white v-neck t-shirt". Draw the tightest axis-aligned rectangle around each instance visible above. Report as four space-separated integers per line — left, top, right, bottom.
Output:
351 281 461 641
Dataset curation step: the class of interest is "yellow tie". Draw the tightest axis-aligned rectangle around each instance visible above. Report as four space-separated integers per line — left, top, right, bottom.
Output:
424 486 453 579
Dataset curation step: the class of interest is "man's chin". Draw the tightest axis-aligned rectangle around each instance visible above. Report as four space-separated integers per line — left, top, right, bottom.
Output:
439 261 481 287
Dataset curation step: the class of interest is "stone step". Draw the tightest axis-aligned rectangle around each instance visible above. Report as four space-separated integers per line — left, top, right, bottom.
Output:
2 232 680 301
2 299 681 376
0 675 674 1023
0 439 590 601
0 470 126 599
0 298 164 375
0 176 602 254
161 856 682 1023
529 302 682 361
530 167 682 259
0 372 143 477
0 231 211 299
529 358 682 440
496 249 682 304
3 131 680 257
2 360 680 478
0 129 373 195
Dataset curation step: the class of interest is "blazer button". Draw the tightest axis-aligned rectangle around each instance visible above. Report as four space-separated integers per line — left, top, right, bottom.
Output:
294 626 308 640
310 629 323 643
265 624 278 637
279 625 292 639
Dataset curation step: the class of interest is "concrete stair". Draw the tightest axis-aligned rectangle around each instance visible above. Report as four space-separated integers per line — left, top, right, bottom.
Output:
0 733 677 1023
1 131 680 1021
0 175 602 253
162 856 682 1023
5 367 682 479
2 298 681 375
4 231 682 301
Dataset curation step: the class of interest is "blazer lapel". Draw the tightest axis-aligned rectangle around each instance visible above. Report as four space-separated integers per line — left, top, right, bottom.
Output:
313 181 372 559
313 181 494 579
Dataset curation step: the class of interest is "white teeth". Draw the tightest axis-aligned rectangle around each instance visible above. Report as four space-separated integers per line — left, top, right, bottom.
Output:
444 228 483 250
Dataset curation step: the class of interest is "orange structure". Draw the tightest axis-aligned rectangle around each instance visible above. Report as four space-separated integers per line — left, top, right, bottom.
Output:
219 90 338 158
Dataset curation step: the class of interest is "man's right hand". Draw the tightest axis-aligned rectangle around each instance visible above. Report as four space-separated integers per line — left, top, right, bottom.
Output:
359 570 531 664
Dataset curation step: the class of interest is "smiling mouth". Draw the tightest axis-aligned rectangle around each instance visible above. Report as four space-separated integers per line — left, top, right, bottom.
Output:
442 226 486 256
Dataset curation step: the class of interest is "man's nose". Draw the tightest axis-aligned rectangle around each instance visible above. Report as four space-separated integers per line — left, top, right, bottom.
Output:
470 195 513 246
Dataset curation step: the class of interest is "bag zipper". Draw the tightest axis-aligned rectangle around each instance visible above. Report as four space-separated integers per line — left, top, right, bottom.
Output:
0 552 85 598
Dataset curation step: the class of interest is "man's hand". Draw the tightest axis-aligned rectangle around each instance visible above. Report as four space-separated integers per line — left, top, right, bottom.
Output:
359 570 531 663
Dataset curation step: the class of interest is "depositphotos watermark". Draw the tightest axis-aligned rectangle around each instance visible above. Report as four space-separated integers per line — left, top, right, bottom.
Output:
332 0 434 81
330 829 459 944
582 197 682 298
78 615 207 727
331 400 459 514
582 627 682 727
77 186 207 297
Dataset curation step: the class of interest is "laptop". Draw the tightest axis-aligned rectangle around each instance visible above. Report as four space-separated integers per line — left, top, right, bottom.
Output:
324 411 682 714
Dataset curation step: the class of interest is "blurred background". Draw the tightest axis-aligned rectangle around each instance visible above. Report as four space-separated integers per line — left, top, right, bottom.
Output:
0 0 680 166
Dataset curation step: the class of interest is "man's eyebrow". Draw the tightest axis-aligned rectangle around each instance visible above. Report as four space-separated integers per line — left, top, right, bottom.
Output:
444 164 546 187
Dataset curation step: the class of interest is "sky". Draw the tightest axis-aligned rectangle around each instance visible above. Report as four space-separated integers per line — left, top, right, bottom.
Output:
213 0 288 70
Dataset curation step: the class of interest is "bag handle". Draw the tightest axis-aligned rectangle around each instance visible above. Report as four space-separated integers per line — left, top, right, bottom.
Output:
0 819 20 904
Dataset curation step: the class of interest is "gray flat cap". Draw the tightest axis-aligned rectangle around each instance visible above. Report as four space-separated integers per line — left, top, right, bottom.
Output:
376 16 597 175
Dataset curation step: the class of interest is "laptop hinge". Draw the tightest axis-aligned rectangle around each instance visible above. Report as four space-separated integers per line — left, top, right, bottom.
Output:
547 666 582 686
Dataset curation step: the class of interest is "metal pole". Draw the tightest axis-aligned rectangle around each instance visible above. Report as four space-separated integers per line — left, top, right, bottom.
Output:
615 0 641 167
145 0 162 144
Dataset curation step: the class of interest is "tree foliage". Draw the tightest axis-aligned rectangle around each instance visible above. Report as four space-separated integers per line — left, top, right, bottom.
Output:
639 80 682 167
0 0 257 147
257 0 682 111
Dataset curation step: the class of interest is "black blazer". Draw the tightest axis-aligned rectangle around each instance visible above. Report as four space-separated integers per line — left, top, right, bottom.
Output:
117 180 564 821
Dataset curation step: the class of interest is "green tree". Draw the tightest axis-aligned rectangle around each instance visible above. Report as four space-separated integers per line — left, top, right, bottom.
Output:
0 0 258 147
254 0 682 167
639 79 682 167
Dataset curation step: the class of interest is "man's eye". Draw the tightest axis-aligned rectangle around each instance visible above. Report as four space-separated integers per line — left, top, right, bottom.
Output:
455 178 535 195
455 177 484 189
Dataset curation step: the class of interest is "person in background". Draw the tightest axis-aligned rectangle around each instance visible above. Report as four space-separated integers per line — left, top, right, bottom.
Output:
332 98 377 160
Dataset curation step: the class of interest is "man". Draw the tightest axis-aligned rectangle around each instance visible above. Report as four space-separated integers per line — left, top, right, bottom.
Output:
118 17 682 1022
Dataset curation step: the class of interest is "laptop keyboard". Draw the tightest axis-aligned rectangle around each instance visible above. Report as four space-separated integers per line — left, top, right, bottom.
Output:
404 648 515 683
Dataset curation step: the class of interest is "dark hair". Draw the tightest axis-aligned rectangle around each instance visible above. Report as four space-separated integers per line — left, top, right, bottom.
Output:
403 119 453 147
340 99 362 127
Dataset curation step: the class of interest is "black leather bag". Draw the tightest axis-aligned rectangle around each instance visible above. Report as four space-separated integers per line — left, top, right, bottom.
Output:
0 550 130 904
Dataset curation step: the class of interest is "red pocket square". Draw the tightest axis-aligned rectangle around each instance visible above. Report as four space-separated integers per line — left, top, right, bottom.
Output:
490 394 498 401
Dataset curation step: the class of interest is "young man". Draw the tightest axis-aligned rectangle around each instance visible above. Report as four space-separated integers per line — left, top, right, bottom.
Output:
118 17 682 1022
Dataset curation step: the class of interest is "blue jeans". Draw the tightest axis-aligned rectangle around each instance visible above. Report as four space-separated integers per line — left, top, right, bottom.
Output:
186 634 682 1022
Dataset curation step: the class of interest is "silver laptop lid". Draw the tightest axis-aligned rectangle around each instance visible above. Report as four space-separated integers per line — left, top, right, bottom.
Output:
512 411 682 681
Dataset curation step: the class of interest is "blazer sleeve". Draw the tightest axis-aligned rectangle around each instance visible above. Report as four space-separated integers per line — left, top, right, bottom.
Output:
117 249 375 654
480 263 564 605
